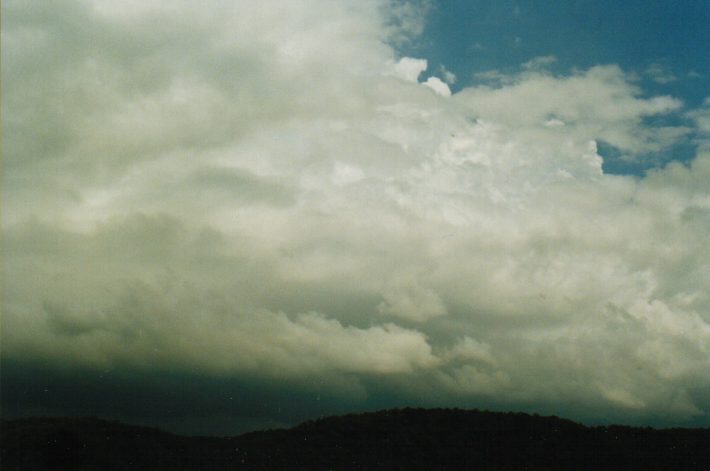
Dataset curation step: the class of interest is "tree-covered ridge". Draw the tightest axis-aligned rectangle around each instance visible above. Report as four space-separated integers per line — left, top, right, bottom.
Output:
3 409 709 470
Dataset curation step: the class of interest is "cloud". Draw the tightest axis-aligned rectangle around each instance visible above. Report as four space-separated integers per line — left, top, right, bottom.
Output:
444 337 497 366
645 62 677 84
378 274 448 321
385 0 432 46
2 0 710 429
522 55 557 71
423 76 452 96
458 64 688 157
391 56 428 82
3 218 438 379
439 65 457 85
688 97 710 150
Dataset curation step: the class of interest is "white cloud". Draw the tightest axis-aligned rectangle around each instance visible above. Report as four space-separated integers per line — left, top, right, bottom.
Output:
439 65 457 85
384 0 431 46
423 76 451 96
458 65 688 156
378 274 448 321
391 56 428 82
2 0 710 425
522 55 557 71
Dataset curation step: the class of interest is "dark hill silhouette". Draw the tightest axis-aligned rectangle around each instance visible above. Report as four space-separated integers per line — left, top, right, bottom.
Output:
2 409 709 470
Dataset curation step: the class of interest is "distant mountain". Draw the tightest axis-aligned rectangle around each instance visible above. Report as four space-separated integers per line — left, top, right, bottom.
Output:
2 408 709 470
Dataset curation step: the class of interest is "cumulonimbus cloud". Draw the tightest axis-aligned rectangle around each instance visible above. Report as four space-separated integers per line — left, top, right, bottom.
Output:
2 0 709 425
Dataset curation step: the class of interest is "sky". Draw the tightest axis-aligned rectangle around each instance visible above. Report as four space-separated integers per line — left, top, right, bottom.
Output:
2 0 709 435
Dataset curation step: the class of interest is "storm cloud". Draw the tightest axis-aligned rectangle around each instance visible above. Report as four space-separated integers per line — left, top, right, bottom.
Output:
2 0 709 433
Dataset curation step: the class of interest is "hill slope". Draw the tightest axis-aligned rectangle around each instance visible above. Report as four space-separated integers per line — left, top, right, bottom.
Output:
2 409 709 470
